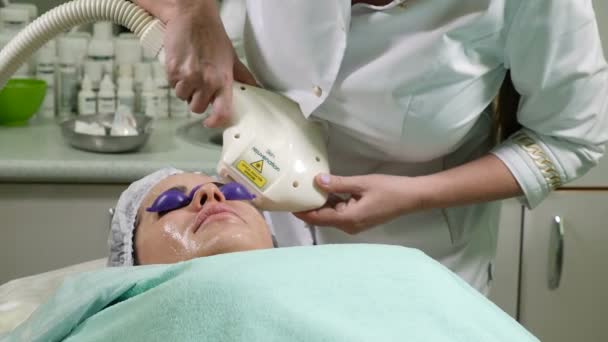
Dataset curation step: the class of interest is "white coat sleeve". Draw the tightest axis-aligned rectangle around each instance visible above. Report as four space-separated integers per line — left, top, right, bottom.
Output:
491 0 608 209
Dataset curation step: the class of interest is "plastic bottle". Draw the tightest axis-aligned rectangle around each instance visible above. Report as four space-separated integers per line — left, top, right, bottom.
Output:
115 35 142 67
84 61 103 92
7 3 38 23
87 39 115 81
170 88 190 118
153 65 170 119
58 47 79 118
0 7 29 34
98 74 116 115
117 64 134 79
133 63 150 114
93 22 114 40
35 42 57 119
141 76 158 118
78 75 97 116
58 33 91 77
117 76 135 115
1 7 34 75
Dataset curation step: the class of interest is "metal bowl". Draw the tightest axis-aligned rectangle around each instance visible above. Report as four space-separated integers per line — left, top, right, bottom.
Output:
60 113 153 153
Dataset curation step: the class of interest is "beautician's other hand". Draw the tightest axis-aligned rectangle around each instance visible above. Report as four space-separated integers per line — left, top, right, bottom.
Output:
164 1 258 128
294 174 427 235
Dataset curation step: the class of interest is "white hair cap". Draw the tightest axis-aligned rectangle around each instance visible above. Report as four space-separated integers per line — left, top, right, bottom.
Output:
107 167 183 267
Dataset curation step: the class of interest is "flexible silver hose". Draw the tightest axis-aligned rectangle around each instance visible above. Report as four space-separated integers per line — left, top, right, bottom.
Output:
0 0 165 87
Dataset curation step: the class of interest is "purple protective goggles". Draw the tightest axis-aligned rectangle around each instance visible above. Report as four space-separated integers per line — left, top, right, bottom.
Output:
146 182 256 214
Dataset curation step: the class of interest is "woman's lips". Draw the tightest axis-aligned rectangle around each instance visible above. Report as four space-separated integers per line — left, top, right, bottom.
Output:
193 203 245 233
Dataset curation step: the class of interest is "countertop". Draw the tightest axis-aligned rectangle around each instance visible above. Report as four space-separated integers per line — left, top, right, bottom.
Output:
0 117 606 187
0 118 222 184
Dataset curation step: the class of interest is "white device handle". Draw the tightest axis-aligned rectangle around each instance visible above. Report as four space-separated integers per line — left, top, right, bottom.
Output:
0 0 166 88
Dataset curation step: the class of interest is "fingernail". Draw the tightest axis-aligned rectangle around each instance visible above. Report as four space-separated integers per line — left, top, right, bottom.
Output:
320 174 331 185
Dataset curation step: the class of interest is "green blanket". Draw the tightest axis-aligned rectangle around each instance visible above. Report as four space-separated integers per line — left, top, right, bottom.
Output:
3 245 538 341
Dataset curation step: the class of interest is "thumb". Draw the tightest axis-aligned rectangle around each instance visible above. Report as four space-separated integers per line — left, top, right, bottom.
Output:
316 174 363 194
233 59 259 87
205 80 234 128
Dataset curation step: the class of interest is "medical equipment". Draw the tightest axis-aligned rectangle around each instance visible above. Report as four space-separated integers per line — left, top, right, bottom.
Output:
0 0 329 212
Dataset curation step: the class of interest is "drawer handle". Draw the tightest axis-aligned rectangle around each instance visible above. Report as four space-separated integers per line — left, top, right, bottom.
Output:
108 208 115 231
548 216 565 290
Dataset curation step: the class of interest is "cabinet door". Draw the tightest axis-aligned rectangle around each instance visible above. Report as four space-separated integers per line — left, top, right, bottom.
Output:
489 198 523 319
0 184 124 284
520 191 608 342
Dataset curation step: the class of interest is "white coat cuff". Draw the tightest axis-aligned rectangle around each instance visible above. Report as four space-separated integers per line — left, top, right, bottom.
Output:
491 134 559 209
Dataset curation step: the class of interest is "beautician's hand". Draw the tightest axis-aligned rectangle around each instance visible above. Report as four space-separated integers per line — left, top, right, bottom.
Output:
295 174 427 235
163 1 257 127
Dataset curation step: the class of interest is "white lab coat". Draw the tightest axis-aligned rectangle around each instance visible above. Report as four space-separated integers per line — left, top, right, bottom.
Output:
244 0 608 293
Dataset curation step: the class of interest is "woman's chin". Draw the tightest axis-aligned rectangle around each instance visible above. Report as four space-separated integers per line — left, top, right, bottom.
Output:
196 234 270 258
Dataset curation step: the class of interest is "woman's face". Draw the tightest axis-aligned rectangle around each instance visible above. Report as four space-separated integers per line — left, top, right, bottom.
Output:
135 173 273 265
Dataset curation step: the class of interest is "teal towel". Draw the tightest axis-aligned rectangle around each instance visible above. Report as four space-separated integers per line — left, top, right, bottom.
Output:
3 245 538 341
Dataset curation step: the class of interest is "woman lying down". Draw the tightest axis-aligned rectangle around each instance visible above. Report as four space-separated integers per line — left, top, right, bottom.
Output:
3 168 538 342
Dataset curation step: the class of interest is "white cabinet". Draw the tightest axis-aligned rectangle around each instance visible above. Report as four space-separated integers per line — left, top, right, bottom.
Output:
517 3 608 336
518 154 608 340
0 184 124 284
489 198 522 318
519 191 608 342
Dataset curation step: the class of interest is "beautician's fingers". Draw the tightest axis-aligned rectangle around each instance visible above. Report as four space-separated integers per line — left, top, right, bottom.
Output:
315 174 365 195
334 196 357 212
162 4 237 126
189 64 228 117
335 201 347 212
294 198 368 235
203 59 258 127
348 197 357 207
326 193 348 207
295 194 365 233
306 193 350 213
296 173 423 235
174 80 196 102
190 89 215 117
204 80 234 127
295 174 367 231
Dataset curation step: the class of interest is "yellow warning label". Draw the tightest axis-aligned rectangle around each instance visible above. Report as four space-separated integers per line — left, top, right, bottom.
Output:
237 160 267 188
250 160 264 173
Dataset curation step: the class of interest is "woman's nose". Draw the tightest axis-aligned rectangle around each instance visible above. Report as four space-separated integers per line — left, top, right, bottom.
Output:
191 183 226 209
